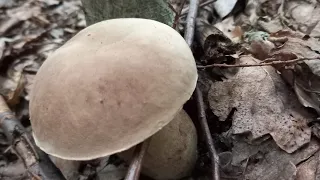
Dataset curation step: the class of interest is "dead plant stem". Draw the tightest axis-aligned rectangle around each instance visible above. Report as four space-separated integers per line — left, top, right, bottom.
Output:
184 0 199 47
124 138 151 180
173 0 188 29
195 87 220 180
184 0 220 179
180 0 216 18
197 57 320 68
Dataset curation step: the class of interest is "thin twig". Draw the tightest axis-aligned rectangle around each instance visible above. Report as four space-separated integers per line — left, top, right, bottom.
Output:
173 0 187 29
180 0 216 18
183 0 220 180
195 87 220 180
124 138 151 180
197 57 320 68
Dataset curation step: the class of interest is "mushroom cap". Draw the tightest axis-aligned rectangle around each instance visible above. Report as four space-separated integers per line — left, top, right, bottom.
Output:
29 18 198 160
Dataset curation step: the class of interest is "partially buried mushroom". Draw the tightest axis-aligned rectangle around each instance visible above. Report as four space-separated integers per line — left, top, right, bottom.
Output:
29 18 198 180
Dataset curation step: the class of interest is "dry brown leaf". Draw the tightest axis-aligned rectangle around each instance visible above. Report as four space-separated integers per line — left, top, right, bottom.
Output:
214 16 243 43
0 0 14 8
296 152 318 180
232 138 320 180
248 39 275 60
284 0 320 35
0 160 27 177
0 18 20 35
11 31 46 50
209 56 313 153
257 17 285 33
6 0 41 21
270 30 320 60
266 30 320 116
244 30 320 118
235 0 320 37
0 69 26 107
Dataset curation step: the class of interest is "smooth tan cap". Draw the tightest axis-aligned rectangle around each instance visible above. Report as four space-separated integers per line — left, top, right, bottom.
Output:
29 18 198 160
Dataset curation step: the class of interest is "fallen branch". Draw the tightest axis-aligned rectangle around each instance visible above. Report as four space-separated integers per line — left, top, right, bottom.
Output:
197 56 320 68
195 87 221 180
184 0 220 180
124 139 151 180
0 96 65 180
184 0 199 46
180 0 216 18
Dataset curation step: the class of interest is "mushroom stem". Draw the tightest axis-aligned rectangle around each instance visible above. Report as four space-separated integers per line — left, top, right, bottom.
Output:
124 138 151 180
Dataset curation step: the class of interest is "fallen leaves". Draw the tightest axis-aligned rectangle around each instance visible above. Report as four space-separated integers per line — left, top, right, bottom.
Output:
208 56 314 153
232 138 320 180
0 0 85 104
260 31 320 117
0 0 86 179
296 152 319 180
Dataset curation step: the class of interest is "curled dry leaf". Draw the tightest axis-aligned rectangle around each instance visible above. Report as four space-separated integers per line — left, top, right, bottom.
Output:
266 30 320 116
0 71 25 107
208 56 314 153
214 16 243 43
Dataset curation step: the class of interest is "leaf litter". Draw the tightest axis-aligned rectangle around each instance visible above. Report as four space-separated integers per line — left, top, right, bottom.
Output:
208 55 314 153
192 0 320 179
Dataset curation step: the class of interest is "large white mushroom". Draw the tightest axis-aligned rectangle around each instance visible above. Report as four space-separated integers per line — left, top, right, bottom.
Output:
29 18 198 180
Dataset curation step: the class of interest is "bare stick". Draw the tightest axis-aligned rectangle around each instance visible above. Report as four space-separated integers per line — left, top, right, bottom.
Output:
184 0 199 46
124 138 151 180
173 0 187 29
183 0 220 179
195 88 220 180
0 96 65 180
197 56 320 68
180 0 216 18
